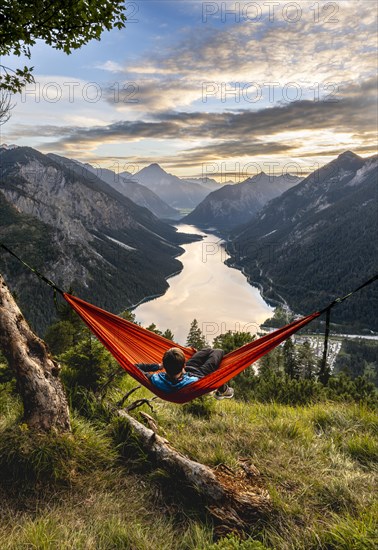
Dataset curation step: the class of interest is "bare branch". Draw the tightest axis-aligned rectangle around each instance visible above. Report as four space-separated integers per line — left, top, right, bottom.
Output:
0 91 14 126
116 385 142 407
125 397 157 413
97 366 120 399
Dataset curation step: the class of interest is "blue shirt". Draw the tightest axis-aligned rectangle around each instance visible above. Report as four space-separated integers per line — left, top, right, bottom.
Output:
149 372 199 393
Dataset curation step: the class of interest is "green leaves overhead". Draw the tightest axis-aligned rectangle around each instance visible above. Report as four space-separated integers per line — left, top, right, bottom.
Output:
0 0 127 92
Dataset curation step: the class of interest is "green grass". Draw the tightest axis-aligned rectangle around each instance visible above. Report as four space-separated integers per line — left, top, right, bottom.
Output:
345 434 378 465
0 471 215 549
151 398 377 549
1 377 377 549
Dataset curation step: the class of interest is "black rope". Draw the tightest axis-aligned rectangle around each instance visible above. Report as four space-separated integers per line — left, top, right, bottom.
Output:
317 272 378 383
318 307 331 384
0 242 65 295
319 273 378 314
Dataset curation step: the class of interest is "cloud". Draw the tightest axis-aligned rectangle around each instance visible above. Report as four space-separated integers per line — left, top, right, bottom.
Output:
177 139 295 163
2 0 376 173
11 76 374 147
95 60 124 73
119 0 377 113
5 75 374 171
102 77 202 113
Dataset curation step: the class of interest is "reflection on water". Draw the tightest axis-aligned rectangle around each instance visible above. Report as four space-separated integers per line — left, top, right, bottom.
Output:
135 224 274 344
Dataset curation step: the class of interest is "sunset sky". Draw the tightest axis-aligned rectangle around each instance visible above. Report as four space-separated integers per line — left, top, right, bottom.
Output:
1 0 377 181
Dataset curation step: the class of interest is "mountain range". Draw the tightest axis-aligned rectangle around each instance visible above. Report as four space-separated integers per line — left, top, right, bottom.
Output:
182 172 302 229
227 151 378 330
1 145 376 333
184 177 229 191
48 155 181 220
0 146 198 333
131 163 212 209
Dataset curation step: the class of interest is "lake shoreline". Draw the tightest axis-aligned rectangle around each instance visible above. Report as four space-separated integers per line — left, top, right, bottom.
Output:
132 223 377 340
133 224 274 343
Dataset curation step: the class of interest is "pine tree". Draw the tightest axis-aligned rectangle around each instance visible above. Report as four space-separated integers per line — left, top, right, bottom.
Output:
186 319 208 349
283 338 300 379
44 291 89 354
297 340 317 379
119 310 137 323
60 339 113 391
258 347 283 378
146 323 162 335
162 328 174 341
213 330 254 354
44 320 77 355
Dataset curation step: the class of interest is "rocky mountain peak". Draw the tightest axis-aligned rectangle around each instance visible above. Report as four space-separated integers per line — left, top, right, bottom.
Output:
140 163 166 175
337 150 361 161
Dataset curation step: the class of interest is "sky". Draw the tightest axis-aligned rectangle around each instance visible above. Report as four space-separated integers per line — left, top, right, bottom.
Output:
1 0 377 181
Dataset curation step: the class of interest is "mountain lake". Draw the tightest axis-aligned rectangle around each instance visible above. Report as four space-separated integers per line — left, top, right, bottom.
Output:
134 224 274 344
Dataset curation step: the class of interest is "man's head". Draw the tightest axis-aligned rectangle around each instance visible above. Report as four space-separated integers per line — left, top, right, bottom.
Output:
162 347 186 378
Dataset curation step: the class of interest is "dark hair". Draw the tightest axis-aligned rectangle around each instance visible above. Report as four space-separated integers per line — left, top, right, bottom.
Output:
163 347 185 377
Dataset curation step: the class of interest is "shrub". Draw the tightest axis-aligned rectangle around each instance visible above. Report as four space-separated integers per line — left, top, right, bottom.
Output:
234 371 323 406
0 416 117 485
59 338 120 392
326 374 377 406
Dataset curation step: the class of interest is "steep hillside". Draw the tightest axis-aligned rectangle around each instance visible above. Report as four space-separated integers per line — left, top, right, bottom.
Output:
0 147 196 333
228 152 378 330
183 172 301 230
0 191 65 333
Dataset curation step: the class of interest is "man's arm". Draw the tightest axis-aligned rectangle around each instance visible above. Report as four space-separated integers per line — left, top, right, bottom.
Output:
135 363 161 373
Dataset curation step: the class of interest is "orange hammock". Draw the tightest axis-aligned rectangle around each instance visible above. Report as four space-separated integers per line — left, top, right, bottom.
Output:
64 293 320 404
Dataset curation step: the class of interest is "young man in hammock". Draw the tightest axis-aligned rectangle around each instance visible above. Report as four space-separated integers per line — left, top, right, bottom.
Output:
136 347 234 399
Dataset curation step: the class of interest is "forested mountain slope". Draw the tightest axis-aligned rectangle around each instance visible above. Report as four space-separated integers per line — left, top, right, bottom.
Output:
0 147 196 333
183 172 301 230
228 152 378 330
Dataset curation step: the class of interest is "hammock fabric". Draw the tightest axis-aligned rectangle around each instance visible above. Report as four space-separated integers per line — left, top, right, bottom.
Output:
64 293 320 404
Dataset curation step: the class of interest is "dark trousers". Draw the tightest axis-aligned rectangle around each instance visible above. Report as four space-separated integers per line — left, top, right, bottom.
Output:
186 348 228 391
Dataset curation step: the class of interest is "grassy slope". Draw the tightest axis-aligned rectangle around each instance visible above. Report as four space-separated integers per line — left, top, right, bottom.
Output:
0 387 214 550
0 374 377 549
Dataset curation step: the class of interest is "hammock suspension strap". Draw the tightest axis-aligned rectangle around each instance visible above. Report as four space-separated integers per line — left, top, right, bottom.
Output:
317 273 378 383
0 242 64 296
319 273 378 313
319 306 332 384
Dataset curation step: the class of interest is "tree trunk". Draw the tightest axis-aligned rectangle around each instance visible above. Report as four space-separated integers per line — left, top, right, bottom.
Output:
0 275 70 432
118 409 271 534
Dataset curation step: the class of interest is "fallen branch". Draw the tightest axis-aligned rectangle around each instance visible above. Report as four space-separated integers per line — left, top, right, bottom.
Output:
125 396 158 413
117 409 271 533
139 411 160 433
97 366 120 399
116 385 141 407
